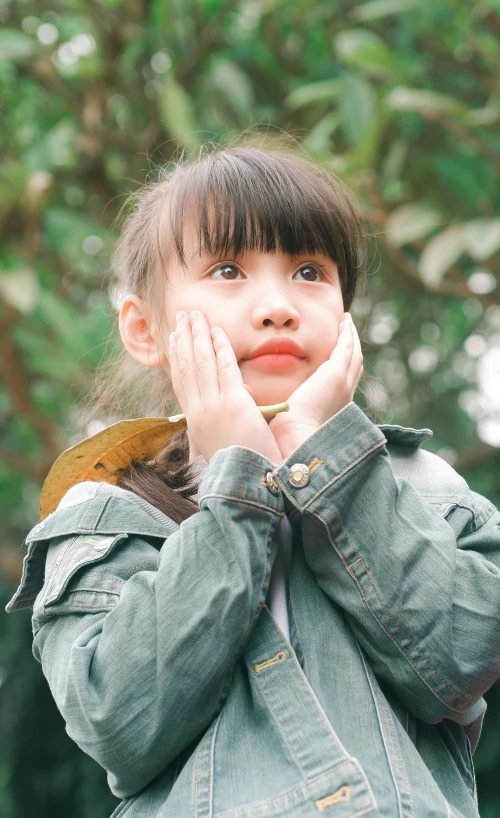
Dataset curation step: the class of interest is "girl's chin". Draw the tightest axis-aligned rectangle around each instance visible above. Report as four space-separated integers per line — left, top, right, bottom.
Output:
241 366 310 407
249 383 301 407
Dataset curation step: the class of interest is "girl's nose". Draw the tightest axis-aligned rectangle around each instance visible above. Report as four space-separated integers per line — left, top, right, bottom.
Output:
253 301 300 328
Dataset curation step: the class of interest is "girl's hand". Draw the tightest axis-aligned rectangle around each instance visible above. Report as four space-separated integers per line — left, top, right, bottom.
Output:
269 313 363 458
169 310 283 464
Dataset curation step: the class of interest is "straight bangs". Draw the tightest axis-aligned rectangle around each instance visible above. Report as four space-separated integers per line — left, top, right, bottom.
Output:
160 148 365 308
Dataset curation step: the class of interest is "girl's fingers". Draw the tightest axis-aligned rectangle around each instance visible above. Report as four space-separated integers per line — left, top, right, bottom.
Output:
332 312 355 370
168 329 187 412
172 311 201 403
189 311 220 400
211 326 244 395
347 315 363 384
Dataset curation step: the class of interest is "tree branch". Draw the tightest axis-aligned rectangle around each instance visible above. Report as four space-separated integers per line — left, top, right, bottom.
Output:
0 305 62 456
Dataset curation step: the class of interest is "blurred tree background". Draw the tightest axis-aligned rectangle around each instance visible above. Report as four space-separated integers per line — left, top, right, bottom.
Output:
1 0 500 814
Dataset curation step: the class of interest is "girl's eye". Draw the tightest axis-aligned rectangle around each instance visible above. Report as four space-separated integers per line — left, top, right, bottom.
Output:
293 264 327 283
210 263 242 280
209 262 327 282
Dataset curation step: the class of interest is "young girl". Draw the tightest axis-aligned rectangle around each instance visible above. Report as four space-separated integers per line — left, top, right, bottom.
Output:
6 144 500 818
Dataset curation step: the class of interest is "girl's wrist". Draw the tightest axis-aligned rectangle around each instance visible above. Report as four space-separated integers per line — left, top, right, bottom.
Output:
270 420 321 461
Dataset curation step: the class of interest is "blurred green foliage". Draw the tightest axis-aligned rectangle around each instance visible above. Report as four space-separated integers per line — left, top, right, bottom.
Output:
0 0 499 815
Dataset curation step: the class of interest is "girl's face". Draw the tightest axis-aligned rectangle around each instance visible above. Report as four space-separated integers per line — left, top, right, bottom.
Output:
158 225 345 410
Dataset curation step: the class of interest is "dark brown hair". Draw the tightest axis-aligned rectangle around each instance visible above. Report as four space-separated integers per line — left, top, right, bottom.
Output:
88 139 368 524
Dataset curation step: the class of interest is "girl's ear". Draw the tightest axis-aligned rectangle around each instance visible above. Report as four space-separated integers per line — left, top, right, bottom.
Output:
119 295 165 368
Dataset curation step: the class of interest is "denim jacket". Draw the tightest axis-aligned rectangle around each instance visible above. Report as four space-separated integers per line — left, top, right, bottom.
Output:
6 402 500 818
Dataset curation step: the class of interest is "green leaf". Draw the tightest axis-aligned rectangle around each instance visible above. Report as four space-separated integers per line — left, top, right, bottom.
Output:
385 87 469 117
44 208 108 263
285 79 340 110
14 326 77 379
462 220 500 262
334 29 399 79
37 289 90 358
45 121 78 169
158 76 199 149
338 73 377 147
418 226 465 287
209 58 254 116
0 30 36 62
351 0 421 21
304 113 340 153
385 202 443 246
0 161 28 206
0 268 39 314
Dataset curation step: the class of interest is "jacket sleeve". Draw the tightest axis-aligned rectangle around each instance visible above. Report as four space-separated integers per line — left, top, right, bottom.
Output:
31 446 284 799
271 401 500 726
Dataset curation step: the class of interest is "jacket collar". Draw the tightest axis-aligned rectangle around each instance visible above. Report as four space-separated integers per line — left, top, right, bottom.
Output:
25 421 432 544
377 422 433 449
26 481 179 544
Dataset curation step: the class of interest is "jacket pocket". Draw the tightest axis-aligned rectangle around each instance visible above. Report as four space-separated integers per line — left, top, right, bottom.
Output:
34 533 129 619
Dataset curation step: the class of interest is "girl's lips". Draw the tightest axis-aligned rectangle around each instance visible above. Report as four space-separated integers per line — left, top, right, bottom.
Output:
242 353 304 370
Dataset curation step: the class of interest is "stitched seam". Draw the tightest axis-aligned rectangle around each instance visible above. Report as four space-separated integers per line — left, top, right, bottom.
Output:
43 535 78 602
217 763 373 818
287 439 386 511
346 557 472 709
251 670 309 772
194 738 199 818
84 489 110 531
321 519 473 709
61 588 122 596
95 484 180 529
262 612 362 758
207 713 221 818
441 723 475 795
42 602 118 614
383 702 414 818
200 493 284 517
253 517 283 622
347 552 472 708
357 647 404 818
383 687 414 818
44 534 126 605
466 732 478 805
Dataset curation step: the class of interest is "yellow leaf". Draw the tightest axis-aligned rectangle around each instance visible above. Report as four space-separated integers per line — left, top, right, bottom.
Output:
40 416 187 519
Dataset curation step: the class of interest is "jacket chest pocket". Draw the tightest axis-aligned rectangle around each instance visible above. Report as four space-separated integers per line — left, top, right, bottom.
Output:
34 532 130 620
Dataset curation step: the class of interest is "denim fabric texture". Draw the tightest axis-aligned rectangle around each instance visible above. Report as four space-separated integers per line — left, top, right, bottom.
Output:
6 402 500 818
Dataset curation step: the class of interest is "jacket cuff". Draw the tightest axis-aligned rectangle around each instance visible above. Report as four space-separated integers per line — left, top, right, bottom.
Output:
198 445 285 516
271 402 387 517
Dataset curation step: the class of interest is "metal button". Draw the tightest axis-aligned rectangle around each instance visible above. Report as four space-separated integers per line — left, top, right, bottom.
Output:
288 463 310 488
265 472 280 495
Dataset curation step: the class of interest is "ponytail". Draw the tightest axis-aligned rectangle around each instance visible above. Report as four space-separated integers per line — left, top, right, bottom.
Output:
116 431 201 524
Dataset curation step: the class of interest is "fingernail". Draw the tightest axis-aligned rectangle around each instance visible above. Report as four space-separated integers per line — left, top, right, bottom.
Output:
176 311 185 323
190 310 201 322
